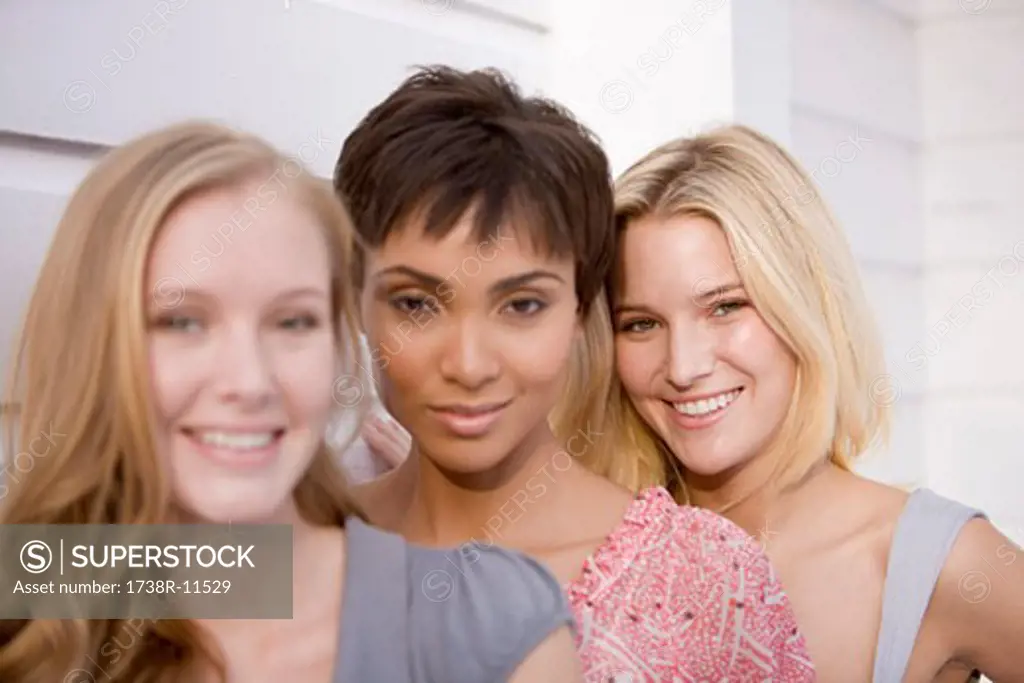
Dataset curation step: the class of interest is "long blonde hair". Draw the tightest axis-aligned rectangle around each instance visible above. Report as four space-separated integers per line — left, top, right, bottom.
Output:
548 291 621 478
0 121 367 682
608 124 889 504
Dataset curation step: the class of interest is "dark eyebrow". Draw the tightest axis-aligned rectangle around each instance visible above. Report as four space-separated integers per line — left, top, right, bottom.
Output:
373 265 444 291
490 270 565 295
373 265 565 295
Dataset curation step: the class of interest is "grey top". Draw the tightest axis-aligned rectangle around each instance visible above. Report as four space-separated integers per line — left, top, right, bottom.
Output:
333 516 575 682
872 488 986 682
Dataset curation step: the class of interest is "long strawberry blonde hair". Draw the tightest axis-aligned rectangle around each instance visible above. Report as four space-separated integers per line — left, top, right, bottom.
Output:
607 124 889 506
0 121 366 682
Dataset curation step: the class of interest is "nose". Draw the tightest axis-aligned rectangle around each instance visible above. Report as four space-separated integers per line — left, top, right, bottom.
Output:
665 321 716 391
215 325 276 408
438 317 500 390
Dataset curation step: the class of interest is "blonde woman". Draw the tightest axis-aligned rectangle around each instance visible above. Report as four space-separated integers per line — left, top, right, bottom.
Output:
0 121 583 683
609 124 1024 681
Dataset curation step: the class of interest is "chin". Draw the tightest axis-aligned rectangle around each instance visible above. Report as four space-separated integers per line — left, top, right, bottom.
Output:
668 439 755 479
420 436 515 476
432 451 505 476
674 456 740 478
175 486 295 524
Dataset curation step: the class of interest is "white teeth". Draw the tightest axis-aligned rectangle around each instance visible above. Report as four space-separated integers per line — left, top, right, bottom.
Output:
673 390 740 417
198 431 275 450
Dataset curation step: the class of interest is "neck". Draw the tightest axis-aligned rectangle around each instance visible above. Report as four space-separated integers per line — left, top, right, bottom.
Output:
197 507 344 641
391 425 592 549
687 453 833 538
293 514 344 603
262 500 345 611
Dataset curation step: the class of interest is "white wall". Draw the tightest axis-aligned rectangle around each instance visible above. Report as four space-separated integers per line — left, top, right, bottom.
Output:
542 0 794 176
918 0 1024 542
543 0 736 175
0 0 548 384
787 0 928 489
786 0 1023 541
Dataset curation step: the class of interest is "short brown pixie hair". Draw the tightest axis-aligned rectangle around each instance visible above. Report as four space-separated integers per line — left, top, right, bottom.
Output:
334 65 614 314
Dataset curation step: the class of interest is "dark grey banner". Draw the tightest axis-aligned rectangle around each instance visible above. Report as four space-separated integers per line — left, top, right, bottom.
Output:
0 524 292 619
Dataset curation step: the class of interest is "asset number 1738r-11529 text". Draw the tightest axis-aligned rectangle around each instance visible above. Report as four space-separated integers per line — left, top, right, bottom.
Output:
126 579 232 594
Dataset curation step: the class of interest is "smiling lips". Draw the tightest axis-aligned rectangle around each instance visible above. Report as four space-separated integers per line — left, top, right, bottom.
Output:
182 427 286 469
429 400 512 438
666 389 742 429
673 389 742 416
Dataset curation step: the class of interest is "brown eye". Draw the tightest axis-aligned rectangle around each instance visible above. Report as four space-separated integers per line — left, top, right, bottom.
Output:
503 298 546 316
390 294 439 315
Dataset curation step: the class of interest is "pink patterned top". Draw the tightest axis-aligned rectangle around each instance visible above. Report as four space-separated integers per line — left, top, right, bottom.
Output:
566 487 815 681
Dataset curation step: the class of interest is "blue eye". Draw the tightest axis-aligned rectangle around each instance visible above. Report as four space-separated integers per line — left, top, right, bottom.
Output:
280 314 321 330
710 300 746 317
153 315 203 333
619 318 658 333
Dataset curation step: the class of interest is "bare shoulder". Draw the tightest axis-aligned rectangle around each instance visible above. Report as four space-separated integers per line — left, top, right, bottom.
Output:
810 470 912 557
934 516 1014 603
930 517 1024 676
850 475 911 541
933 518 1019 626
840 472 912 521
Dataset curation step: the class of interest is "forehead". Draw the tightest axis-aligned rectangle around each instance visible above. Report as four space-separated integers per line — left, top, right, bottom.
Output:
617 213 737 298
367 212 575 283
148 181 331 298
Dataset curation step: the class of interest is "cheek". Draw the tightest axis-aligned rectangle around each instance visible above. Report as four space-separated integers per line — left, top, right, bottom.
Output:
272 334 338 426
510 316 577 386
719 315 795 391
716 315 786 378
148 339 201 423
362 323 430 416
374 342 426 397
615 339 662 396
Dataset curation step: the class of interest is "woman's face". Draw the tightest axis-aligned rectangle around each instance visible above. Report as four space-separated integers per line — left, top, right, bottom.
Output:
359 212 579 476
613 213 796 477
146 179 339 523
